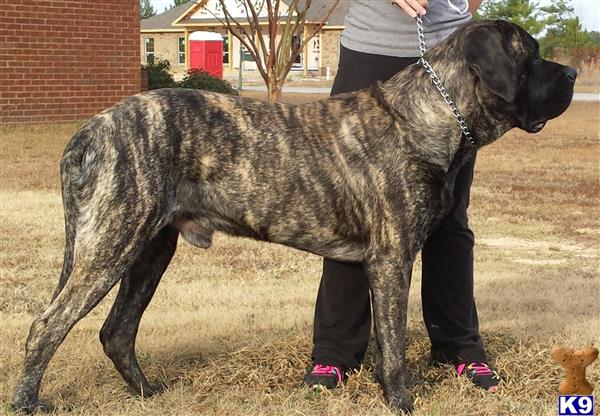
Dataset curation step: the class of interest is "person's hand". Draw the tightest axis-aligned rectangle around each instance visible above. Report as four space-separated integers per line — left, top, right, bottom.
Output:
392 0 428 18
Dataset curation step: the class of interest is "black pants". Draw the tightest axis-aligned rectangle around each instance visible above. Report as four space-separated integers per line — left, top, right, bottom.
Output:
311 46 487 370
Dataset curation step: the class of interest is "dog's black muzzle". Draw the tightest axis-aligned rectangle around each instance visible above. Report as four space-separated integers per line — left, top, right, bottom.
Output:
517 60 577 134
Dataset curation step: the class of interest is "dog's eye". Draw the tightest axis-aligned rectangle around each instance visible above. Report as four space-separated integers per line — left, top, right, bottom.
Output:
530 55 543 66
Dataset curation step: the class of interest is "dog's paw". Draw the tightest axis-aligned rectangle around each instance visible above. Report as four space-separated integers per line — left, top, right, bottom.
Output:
133 381 167 398
385 388 414 415
10 398 54 414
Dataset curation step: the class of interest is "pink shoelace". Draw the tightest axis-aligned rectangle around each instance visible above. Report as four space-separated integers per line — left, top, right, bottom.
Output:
311 364 343 384
456 362 494 376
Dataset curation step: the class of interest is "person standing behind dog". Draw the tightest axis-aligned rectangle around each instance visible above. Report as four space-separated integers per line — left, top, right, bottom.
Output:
304 0 501 392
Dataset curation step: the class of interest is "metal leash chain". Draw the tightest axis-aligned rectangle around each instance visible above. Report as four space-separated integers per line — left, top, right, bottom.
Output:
416 14 477 148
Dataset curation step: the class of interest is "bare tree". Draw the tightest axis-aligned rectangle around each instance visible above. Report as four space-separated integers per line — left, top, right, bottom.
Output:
211 0 340 101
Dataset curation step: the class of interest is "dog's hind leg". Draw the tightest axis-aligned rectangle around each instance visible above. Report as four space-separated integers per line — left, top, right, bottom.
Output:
11 214 155 413
99 226 178 396
11 256 129 413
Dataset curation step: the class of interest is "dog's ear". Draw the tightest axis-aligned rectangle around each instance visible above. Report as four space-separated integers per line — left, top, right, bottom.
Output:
466 29 517 103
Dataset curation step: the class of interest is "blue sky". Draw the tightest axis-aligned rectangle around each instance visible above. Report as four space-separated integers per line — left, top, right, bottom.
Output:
149 0 600 31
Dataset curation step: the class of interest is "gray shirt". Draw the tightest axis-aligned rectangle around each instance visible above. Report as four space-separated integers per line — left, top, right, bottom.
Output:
341 0 472 57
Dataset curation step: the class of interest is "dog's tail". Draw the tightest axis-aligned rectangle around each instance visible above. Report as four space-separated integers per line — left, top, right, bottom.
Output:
51 120 104 301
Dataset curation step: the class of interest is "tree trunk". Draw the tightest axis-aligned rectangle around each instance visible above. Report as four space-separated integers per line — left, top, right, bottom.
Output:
268 82 282 102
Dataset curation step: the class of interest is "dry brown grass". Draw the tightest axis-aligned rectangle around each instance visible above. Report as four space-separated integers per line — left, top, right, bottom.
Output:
573 61 600 93
554 50 600 93
0 98 599 415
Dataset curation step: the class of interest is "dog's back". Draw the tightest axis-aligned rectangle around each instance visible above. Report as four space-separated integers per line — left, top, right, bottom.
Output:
58 88 401 267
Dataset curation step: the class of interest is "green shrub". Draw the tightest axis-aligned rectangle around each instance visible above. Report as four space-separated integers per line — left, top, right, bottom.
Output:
142 59 176 90
141 61 237 95
178 68 238 95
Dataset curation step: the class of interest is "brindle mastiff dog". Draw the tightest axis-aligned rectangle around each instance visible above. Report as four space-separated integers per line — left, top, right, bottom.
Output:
12 20 575 413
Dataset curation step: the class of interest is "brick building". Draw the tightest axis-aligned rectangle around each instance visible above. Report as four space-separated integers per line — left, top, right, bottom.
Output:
0 0 141 124
141 0 349 79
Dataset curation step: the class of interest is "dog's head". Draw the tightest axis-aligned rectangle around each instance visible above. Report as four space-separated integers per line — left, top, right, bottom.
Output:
461 20 575 136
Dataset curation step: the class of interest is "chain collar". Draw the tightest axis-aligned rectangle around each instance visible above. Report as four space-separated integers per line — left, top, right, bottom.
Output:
416 15 477 148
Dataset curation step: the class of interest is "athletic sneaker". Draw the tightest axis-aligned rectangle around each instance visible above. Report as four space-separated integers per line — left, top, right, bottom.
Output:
304 364 346 390
456 362 501 392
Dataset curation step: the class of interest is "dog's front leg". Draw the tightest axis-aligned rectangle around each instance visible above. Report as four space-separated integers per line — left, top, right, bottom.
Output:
364 250 413 414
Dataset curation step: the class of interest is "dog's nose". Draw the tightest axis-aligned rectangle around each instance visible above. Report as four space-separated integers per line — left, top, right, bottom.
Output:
564 67 577 83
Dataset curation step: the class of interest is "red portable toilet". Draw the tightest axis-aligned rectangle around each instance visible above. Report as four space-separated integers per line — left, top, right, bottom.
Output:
189 31 224 79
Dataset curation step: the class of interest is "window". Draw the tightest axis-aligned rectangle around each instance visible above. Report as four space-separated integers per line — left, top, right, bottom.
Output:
145 37 154 64
178 36 185 64
223 32 229 64
292 34 302 66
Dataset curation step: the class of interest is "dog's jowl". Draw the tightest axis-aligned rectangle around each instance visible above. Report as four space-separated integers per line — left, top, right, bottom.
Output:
12 20 575 414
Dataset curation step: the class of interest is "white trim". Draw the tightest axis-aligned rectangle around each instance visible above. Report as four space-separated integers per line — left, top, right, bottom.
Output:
189 31 224 41
141 29 184 33
172 1 205 26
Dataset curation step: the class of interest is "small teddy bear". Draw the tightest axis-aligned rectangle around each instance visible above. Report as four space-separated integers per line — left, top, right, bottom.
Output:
551 346 598 395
